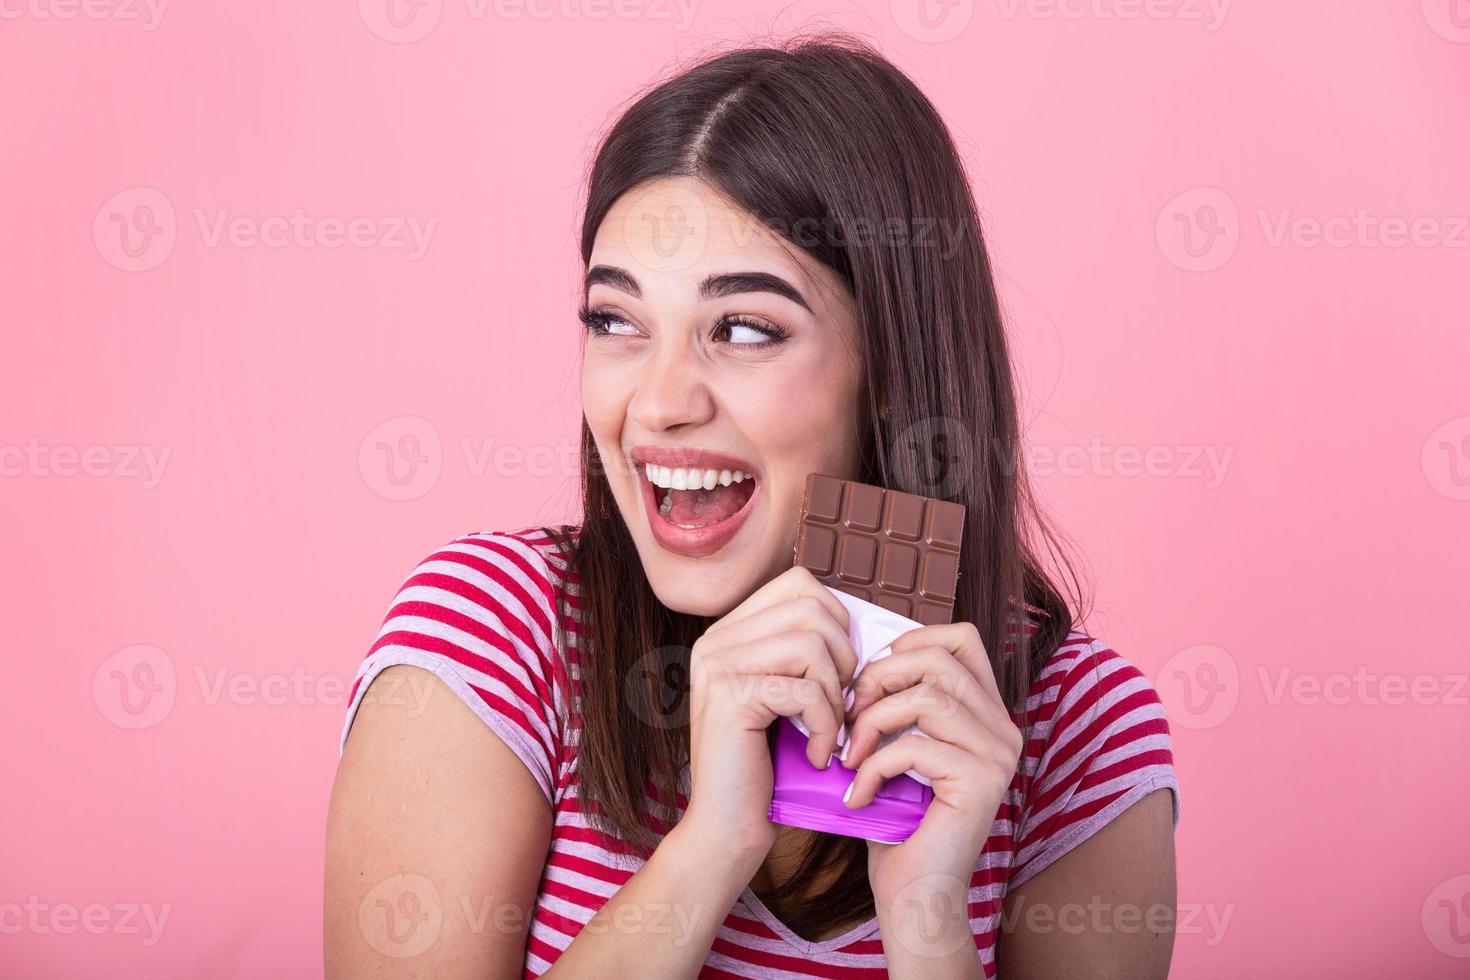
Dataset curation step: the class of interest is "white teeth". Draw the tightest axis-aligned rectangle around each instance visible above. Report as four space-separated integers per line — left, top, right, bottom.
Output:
644 464 756 490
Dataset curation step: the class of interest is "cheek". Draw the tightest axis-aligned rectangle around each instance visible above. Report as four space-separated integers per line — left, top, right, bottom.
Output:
581 358 645 501
730 364 864 471
580 358 626 440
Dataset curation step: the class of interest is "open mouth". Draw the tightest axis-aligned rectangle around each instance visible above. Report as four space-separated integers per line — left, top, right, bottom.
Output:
643 463 758 529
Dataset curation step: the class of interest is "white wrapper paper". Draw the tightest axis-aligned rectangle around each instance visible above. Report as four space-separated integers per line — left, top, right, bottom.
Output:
787 586 935 787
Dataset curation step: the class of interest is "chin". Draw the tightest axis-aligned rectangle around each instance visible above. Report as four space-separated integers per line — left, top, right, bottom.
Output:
641 555 759 618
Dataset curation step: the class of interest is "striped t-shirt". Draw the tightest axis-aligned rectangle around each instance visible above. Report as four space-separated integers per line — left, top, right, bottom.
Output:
339 527 1181 978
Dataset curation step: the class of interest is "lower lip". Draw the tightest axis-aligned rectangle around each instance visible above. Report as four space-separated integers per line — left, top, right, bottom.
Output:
640 472 760 559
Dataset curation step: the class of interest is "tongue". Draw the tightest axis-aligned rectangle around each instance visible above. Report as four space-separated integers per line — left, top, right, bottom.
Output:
666 482 751 527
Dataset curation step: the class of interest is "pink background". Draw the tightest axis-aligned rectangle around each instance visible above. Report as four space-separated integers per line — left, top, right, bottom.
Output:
3 1 1468 976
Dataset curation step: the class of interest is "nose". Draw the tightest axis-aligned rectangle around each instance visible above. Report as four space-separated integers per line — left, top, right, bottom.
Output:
629 339 715 433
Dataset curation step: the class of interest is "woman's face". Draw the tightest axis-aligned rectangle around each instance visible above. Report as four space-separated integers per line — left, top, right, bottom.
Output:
581 177 866 617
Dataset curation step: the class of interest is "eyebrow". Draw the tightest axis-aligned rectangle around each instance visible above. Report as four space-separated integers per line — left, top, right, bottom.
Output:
584 265 811 313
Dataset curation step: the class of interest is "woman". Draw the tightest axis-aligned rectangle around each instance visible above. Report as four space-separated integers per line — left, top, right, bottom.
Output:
326 35 1180 979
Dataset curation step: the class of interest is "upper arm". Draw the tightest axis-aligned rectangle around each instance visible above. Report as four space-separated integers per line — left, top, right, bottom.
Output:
997 642 1181 979
325 664 553 979
997 787 1177 980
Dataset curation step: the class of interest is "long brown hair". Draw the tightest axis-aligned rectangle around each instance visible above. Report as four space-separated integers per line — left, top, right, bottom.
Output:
540 33 1083 940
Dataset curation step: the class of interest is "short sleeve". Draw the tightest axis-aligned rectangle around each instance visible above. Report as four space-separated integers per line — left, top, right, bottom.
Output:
1010 640 1180 890
338 531 570 805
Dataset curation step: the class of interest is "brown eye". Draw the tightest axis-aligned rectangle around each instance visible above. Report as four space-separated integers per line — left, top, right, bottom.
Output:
712 315 790 348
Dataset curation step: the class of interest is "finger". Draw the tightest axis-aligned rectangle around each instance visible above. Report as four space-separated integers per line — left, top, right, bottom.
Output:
842 683 987 771
756 675 843 767
846 645 981 720
698 595 858 689
887 622 1004 709
702 633 846 743
845 733 978 809
708 565 851 637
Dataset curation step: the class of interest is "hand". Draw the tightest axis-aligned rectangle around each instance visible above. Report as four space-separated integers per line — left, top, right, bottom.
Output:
681 566 860 866
838 621 1022 915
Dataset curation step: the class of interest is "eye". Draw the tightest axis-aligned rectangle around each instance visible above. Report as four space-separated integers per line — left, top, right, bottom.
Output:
578 306 641 338
713 315 791 349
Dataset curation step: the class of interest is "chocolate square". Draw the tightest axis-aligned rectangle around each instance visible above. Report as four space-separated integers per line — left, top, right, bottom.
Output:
793 473 966 624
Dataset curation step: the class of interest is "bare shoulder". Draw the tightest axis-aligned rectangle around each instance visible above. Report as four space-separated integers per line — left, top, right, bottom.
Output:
325 664 552 979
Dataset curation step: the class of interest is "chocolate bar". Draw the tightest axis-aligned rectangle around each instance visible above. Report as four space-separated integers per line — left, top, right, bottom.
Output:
792 473 965 626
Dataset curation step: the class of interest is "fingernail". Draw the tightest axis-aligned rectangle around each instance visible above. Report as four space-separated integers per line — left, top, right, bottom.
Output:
839 741 851 765
842 782 854 806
